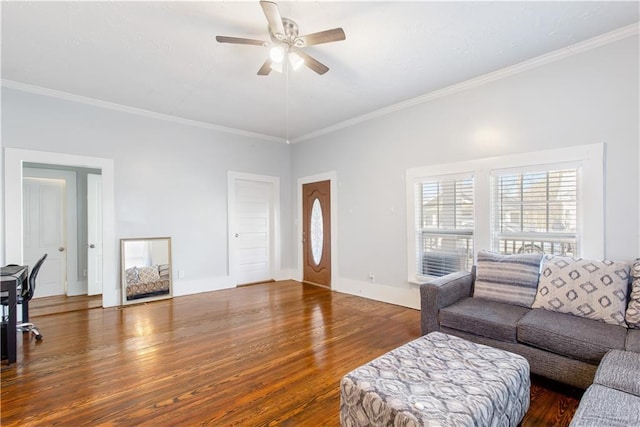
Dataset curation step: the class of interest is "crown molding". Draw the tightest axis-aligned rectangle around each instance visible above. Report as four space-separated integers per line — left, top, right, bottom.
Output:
0 79 287 144
292 22 640 144
2 22 637 145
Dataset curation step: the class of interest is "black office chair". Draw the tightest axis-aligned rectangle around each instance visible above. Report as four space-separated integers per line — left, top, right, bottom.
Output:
2 254 48 341
18 254 48 340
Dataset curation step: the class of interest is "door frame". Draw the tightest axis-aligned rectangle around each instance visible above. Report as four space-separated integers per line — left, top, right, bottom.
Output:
23 168 80 295
227 171 281 284
5 148 116 307
297 172 338 285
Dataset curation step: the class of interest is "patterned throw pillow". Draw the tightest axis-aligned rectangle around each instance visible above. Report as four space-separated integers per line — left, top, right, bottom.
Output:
138 265 160 283
625 259 640 329
473 250 543 307
125 267 139 285
532 255 630 326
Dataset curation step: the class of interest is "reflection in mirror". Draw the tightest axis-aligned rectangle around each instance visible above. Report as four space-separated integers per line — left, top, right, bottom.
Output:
121 237 172 305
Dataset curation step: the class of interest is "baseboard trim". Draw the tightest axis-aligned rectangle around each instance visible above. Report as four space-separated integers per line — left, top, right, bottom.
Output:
237 279 276 287
172 275 236 297
334 278 420 310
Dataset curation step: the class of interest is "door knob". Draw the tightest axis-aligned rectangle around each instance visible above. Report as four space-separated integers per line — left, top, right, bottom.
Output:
58 247 65 252
88 244 95 249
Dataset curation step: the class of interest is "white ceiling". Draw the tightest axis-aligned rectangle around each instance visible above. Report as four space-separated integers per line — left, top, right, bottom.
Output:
2 1 638 143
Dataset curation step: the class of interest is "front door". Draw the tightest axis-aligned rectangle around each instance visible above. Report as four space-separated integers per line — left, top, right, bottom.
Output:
302 180 331 287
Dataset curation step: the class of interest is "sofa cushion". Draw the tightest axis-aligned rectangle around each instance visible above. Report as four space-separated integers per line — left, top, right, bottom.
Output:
532 255 630 326
625 258 640 328
439 297 530 343
569 384 640 427
473 250 542 308
595 350 640 396
626 329 640 353
517 308 626 364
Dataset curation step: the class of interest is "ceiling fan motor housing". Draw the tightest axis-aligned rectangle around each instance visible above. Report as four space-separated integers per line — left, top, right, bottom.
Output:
272 18 304 47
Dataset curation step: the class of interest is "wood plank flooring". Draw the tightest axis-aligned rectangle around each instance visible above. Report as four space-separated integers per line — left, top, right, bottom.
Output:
1 281 580 426
29 294 103 317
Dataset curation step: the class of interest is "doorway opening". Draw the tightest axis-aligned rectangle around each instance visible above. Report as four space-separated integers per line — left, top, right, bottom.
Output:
20 164 103 315
4 148 116 309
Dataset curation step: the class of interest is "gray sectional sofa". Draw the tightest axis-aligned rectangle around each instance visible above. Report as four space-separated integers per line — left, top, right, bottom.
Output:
420 253 640 390
570 349 640 426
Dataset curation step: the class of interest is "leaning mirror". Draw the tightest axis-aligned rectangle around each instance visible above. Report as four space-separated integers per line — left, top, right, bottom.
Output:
121 237 172 305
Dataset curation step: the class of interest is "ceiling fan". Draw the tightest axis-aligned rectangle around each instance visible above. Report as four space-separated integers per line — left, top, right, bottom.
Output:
216 1 346 76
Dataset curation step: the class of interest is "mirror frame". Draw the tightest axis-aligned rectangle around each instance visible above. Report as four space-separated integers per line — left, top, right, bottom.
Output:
121 237 173 305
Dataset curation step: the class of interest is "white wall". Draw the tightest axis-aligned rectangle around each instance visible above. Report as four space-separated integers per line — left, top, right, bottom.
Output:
3 35 638 310
2 87 292 302
291 35 639 307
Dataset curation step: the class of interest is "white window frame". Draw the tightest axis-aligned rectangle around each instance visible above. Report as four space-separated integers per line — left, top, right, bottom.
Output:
490 162 581 257
406 143 604 284
410 172 475 282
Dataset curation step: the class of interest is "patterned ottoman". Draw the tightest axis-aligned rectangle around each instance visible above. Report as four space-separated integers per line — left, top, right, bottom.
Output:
340 332 530 426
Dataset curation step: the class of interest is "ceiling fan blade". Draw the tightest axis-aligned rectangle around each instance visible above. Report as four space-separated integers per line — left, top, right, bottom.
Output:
257 58 273 76
297 28 345 46
216 36 268 46
260 1 285 38
294 50 329 75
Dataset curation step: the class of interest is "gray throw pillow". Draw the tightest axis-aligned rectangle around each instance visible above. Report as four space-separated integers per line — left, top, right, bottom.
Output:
125 266 139 285
532 255 630 326
473 250 543 307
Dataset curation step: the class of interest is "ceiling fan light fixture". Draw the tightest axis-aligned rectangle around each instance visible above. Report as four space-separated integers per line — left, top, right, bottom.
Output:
288 51 304 70
269 45 285 63
270 61 283 73
216 1 346 76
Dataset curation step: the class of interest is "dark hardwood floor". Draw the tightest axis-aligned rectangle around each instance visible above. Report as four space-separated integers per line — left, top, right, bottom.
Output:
1 281 580 426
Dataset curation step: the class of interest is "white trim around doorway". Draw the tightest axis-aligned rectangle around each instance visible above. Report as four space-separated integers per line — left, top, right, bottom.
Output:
4 148 117 307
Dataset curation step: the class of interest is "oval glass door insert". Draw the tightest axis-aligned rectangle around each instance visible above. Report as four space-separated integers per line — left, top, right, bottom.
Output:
310 198 323 265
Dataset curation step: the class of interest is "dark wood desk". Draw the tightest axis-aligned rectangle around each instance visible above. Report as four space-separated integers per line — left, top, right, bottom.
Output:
1 265 28 364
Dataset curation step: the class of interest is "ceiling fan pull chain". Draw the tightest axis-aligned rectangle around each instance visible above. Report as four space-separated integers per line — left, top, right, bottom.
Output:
286 59 290 144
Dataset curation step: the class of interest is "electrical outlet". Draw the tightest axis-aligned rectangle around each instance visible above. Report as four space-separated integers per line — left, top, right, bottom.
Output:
178 270 185 279
368 272 375 283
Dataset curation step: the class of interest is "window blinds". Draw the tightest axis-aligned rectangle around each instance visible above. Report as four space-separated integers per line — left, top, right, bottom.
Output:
416 176 474 277
494 169 578 256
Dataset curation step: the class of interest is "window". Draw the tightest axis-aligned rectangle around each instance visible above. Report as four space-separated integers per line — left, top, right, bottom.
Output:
406 143 603 284
492 168 578 256
414 175 474 278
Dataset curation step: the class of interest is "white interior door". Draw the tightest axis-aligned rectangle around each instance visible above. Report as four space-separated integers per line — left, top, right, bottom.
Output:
87 173 103 295
231 179 273 285
24 167 82 296
23 177 66 297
